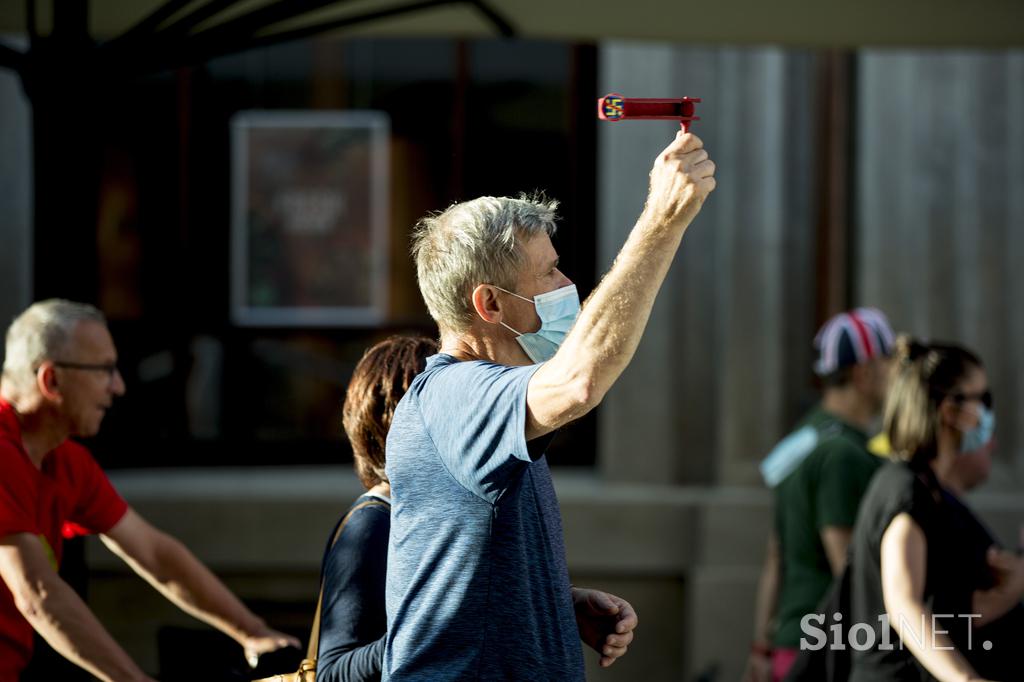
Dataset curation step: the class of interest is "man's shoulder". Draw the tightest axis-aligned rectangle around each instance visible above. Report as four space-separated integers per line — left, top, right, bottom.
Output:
420 353 520 378
45 439 104 482
50 438 94 462
0 435 22 462
761 424 820 487
770 427 874 489
409 354 535 401
811 429 874 468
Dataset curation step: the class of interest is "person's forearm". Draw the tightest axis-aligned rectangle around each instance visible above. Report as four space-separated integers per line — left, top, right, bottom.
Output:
124 532 264 644
547 208 696 410
17 572 148 682
820 526 852 577
885 598 979 682
316 636 385 682
752 541 780 645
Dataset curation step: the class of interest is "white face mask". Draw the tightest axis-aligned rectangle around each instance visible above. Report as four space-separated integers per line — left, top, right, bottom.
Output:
493 284 580 363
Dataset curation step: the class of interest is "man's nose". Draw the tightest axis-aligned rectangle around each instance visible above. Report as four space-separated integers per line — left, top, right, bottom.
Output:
110 368 126 396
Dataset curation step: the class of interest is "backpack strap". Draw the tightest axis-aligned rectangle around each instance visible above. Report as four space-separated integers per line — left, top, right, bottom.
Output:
306 499 389 661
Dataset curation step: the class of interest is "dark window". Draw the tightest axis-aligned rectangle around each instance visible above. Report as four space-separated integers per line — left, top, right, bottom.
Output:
74 38 597 469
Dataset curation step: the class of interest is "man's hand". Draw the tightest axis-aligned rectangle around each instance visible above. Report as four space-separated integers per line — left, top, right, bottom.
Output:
571 587 638 668
242 623 301 668
641 130 716 232
741 650 773 682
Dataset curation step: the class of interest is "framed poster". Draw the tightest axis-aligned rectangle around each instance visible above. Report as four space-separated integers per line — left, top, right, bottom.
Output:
230 110 390 326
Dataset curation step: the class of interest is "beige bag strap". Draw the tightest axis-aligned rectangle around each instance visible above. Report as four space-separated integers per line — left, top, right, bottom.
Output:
306 499 389 662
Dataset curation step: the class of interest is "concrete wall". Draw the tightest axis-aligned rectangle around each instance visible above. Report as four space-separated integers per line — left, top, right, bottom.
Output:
856 49 1024 488
88 467 1023 681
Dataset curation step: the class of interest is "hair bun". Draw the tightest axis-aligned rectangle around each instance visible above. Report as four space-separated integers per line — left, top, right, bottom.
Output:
895 335 929 364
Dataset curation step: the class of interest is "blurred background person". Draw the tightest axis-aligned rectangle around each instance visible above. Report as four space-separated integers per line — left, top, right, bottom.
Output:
315 335 437 682
847 338 1021 682
0 300 297 682
746 309 895 682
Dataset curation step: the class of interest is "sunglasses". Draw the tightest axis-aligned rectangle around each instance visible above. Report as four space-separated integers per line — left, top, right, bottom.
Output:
950 390 993 410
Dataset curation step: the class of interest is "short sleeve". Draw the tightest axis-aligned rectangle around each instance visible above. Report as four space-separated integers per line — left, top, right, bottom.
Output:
816 443 878 529
61 446 129 538
0 444 37 538
873 464 940 542
413 359 546 500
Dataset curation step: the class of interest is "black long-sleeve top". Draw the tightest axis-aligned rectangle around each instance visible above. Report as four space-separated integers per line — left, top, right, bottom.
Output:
316 493 390 682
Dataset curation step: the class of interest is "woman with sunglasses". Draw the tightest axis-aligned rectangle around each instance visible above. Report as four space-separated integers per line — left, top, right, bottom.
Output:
847 337 1023 682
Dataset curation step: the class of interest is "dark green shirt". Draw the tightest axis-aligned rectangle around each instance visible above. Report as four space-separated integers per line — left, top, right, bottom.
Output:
772 406 882 648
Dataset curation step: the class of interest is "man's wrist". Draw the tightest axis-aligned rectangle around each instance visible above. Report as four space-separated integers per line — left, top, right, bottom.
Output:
751 640 773 657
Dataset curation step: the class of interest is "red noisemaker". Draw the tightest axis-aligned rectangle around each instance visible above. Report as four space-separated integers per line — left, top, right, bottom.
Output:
597 93 701 131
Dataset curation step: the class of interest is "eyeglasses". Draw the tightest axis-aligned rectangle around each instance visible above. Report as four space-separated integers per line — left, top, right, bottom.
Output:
950 390 993 410
51 361 120 382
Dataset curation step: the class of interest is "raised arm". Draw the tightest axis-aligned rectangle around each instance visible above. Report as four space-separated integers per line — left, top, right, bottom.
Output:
0 533 154 682
101 508 299 666
526 130 716 438
880 513 991 682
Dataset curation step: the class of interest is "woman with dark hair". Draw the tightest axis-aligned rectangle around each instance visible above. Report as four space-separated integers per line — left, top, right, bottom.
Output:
848 338 1023 682
315 335 437 682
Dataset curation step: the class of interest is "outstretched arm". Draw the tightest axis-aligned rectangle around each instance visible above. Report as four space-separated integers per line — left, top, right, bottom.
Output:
0 532 154 682
101 508 299 666
526 130 716 439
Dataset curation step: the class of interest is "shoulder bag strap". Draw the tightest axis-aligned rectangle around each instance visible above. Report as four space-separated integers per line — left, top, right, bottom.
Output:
306 500 388 661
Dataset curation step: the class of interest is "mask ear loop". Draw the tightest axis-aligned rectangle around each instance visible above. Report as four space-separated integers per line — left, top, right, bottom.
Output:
499 320 524 337
490 285 534 304
489 285 534 337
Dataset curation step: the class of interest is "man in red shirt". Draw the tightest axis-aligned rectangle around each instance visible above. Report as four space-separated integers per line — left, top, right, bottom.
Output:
0 300 298 682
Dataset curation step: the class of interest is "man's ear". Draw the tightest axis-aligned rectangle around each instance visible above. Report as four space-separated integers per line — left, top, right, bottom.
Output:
471 284 502 325
36 362 63 403
850 362 872 392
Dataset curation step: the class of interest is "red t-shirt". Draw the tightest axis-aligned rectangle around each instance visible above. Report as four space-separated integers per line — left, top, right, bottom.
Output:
0 399 128 678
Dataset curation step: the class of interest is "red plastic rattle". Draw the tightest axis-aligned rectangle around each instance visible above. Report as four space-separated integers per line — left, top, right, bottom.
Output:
597 93 701 131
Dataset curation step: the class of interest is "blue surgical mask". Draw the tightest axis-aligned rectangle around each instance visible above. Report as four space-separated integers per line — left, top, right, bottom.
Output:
960 405 996 454
495 284 580 363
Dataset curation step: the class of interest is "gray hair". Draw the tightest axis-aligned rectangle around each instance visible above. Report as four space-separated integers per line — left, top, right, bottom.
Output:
411 194 559 332
2 299 106 391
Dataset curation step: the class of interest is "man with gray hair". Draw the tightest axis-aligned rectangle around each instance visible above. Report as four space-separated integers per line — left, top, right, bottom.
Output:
0 299 298 682
383 129 716 679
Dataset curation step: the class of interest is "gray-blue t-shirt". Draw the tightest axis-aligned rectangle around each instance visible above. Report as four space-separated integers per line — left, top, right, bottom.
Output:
382 353 584 681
